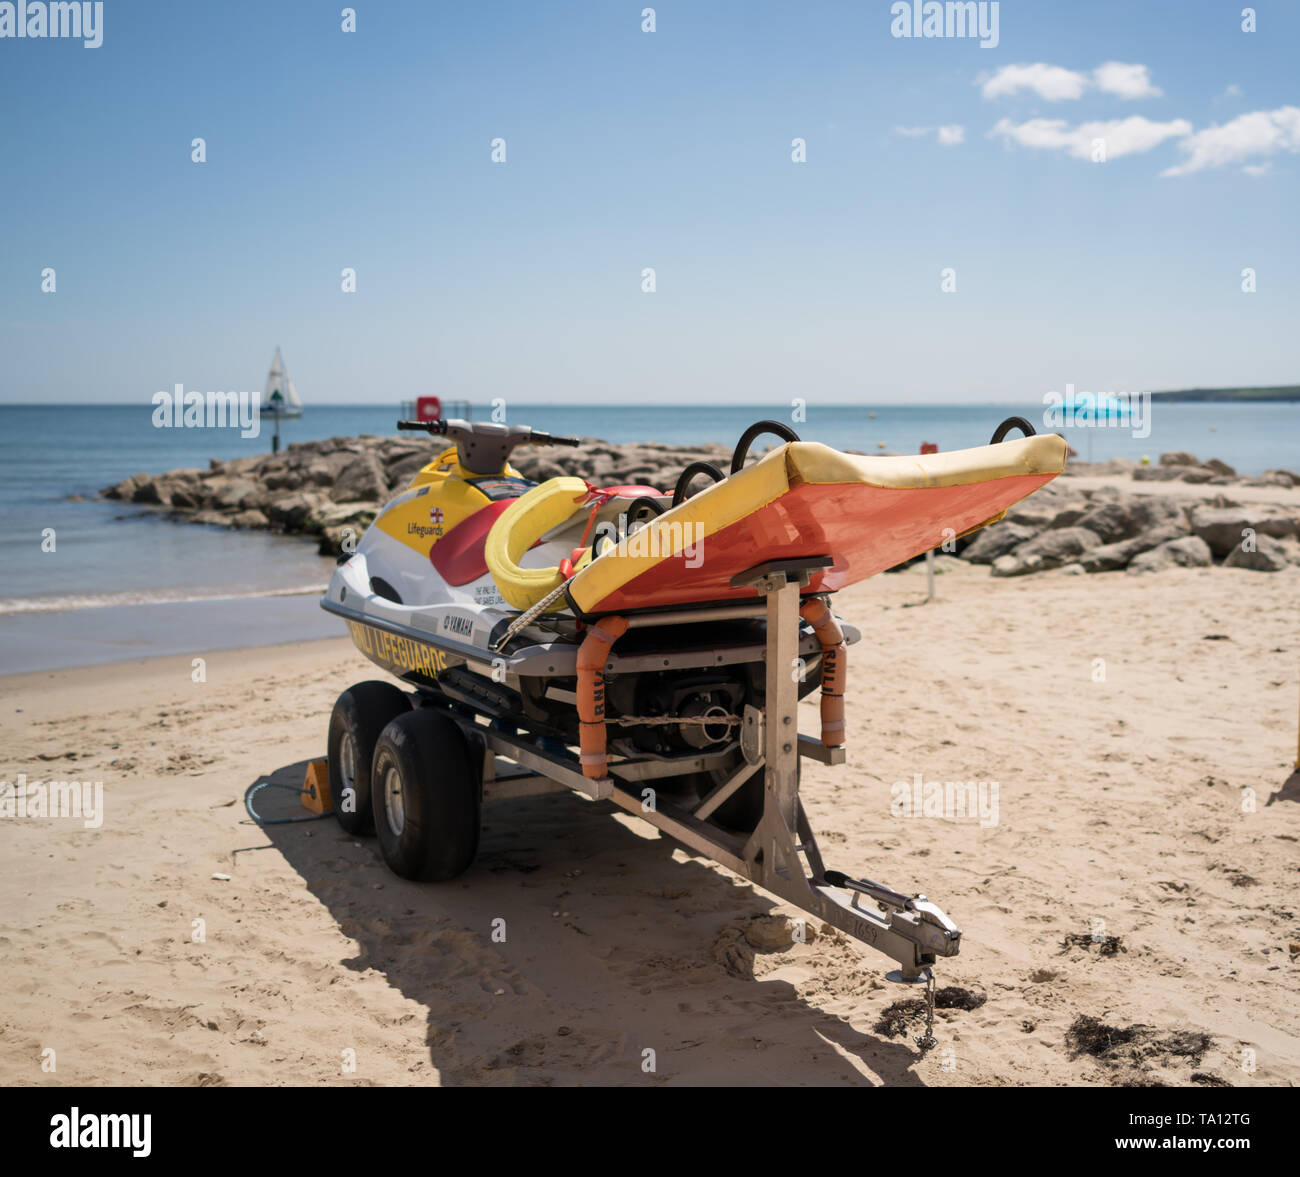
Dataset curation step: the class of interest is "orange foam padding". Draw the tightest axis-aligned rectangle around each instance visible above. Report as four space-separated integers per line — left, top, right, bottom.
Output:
580 473 1055 614
800 599 846 748
302 758 332 813
576 616 629 779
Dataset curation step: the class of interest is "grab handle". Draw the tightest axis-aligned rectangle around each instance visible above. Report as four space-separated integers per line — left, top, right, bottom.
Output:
989 416 1037 445
730 420 801 475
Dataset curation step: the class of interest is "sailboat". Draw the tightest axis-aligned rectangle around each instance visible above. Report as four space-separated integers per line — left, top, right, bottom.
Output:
261 347 303 419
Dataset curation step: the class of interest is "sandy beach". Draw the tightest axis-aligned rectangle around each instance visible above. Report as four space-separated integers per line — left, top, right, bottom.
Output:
3 472 1297 1087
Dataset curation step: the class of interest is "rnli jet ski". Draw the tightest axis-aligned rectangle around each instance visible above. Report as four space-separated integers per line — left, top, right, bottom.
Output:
321 414 1066 1033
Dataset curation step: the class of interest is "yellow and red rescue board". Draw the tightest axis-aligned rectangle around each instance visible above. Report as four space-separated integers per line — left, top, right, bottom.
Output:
549 434 1067 615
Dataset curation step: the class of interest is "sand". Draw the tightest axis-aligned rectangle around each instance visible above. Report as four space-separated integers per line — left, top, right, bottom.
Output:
2 488 1299 1086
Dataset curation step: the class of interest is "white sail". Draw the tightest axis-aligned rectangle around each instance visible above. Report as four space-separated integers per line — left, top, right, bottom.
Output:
261 346 303 417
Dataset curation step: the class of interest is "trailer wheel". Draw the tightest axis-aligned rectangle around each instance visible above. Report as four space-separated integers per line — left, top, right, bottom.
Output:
371 709 480 882
328 681 411 835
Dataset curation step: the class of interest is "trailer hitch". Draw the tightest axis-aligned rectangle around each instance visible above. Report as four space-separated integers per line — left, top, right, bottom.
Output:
823 869 962 962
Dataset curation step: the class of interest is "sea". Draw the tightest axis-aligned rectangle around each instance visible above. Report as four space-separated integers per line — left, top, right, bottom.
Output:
1 401 1295 673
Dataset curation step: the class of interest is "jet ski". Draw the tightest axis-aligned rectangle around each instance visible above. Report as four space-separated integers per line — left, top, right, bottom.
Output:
320 414 1066 1018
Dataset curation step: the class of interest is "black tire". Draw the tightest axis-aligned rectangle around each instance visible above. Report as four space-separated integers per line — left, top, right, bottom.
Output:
328 681 411 835
371 709 480 882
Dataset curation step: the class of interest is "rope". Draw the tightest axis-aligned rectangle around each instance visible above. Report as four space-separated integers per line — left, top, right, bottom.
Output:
492 579 573 651
244 779 334 825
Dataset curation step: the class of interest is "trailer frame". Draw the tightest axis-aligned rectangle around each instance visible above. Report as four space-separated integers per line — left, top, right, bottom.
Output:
450 557 962 984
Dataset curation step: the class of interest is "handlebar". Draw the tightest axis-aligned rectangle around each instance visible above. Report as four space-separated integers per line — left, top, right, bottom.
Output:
395 417 581 474
396 419 580 447
525 429 582 447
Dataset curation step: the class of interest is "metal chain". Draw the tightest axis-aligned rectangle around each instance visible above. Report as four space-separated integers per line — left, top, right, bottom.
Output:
914 969 937 1052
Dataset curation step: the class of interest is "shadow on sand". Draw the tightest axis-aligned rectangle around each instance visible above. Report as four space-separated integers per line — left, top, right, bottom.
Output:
1266 770 1300 806
245 759 928 1086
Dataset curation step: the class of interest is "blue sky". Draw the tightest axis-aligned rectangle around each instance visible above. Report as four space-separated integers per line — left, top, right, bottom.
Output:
0 0 1296 406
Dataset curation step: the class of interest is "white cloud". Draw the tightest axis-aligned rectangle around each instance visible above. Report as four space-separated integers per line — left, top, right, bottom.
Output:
1092 62 1162 100
894 124 965 146
990 116 1192 161
1161 106 1300 176
980 61 1161 103
1243 162 1272 177
980 63 1088 102
1220 83 1243 99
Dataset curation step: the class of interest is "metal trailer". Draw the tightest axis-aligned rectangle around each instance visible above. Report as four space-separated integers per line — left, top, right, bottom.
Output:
423 555 963 1046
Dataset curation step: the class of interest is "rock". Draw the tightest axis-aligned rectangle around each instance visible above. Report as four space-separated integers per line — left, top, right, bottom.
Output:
1011 526 1103 566
229 509 270 529
991 552 1044 578
1191 506 1296 558
1223 534 1298 572
1176 466 1217 484
1049 506 1088 529
191 510 235 528
1127 535 1212 574
1060 562 1085 576
1160 451 1199 467
267 492 326 530
1205 458 1236 478
961 522 1039 564
1130 497 1190 532
310 502 377 531
1071 501 1134 545
329 454 388 503
131 477 168 505
222 455 261 477
1078 522 1189 573
264 469 307 491
520 457 569 481
1003 507 1055 528
296 462 332 488
104 473 149 500
386 453 429 490
212 478 260 510
1262 468 1300 487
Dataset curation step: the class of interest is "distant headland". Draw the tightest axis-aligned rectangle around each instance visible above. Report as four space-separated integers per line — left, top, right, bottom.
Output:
1149 385 1300 403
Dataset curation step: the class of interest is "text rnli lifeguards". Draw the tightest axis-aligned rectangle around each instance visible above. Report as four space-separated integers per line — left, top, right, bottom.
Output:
347 621 453 679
